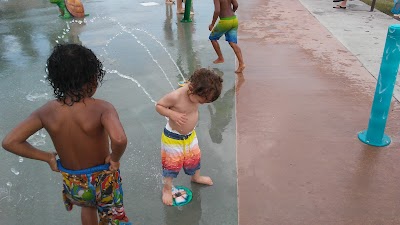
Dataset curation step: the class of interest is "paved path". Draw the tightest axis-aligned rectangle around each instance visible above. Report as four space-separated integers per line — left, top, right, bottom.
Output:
299 0 400 100
237 0 400 224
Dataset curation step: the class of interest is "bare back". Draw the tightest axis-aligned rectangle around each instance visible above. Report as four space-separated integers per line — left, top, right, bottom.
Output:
218 0 237 18
39 98 112 170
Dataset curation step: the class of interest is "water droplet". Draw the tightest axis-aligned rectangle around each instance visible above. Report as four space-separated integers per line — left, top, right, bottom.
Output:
6 182 12 187
11 168 19 175
18 157 23 162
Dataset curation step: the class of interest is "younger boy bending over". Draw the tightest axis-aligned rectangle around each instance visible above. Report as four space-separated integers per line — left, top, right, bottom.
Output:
2 44 131 225
156 68 223 206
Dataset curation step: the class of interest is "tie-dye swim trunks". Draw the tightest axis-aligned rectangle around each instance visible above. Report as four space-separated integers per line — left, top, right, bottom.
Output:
57 160 129 225
161 123 201 178
209 15 238 44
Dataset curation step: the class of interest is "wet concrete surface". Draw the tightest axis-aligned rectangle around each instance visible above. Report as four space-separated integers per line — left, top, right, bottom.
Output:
237 0 400 224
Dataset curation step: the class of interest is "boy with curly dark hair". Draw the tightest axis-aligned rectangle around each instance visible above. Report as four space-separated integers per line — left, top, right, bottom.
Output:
2 44 131 225
155 68 223 206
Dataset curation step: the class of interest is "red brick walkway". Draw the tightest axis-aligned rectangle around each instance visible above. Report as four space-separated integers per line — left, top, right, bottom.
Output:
236 0 400 224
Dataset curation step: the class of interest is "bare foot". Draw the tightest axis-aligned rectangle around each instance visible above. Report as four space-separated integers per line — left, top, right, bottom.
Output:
213 58 224 64
191 176 213 185
162 187 173 206
177 9 185 14
235 64 246 73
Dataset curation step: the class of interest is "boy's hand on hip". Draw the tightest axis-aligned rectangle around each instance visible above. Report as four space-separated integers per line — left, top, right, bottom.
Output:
47 152 60 172
209 24 214 31
105 155 120 172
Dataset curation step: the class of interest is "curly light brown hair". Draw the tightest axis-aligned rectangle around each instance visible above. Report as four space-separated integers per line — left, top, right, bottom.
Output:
188 68 223 102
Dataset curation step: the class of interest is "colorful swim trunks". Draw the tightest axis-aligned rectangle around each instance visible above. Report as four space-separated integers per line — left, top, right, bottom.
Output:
57 160 129 225
161 123 201 178
209 15 238 43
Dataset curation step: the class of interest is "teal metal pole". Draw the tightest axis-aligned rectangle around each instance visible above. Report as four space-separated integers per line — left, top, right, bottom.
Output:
358 24 400 147
181 0 192 23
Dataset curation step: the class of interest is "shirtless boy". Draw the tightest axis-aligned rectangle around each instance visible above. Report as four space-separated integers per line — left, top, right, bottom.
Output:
155 68 223 206
2 44 131 225
209 0 245 73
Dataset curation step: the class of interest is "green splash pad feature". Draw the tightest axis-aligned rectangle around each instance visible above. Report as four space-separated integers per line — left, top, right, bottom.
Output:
172 186 192 207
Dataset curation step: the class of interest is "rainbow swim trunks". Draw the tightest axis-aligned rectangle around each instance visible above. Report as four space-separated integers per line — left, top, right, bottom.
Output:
57 160 130 225
209 15 238 43
161 123 201 178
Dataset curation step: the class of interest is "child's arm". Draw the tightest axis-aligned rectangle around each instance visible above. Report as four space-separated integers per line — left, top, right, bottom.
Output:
101 103 127 168
2 108 59 172
232 0 238 12
209 0 221 31
156 92 188 127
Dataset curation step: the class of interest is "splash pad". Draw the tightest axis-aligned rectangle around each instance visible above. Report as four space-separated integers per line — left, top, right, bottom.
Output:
53 16 186 105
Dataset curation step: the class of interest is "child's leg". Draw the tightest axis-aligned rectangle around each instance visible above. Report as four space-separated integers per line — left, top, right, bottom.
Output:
97 171 130 224
81 207 98 225
162 177 174 205
229 42 245 73
182 132 212 185
191 170 213 185
211 40 224 64
177 0 184 13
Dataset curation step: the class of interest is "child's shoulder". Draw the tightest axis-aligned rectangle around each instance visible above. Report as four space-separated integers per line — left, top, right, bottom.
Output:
45 98 114 110
174 87 189 99
32 100 63 117
164 87 184 99
39 99 60 110
91 98 116 110
92 98 110 104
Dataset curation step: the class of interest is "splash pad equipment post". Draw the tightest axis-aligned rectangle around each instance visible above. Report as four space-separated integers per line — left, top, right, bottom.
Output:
181 0 193 23
358 24 400 147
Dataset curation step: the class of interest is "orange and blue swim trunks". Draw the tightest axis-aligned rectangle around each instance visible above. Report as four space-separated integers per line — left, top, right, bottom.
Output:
161 123 201 178
57 160 129 225
209 15 238 43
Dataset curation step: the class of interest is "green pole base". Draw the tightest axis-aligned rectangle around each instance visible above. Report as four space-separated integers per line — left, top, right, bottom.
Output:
358 130 391 147
181 18 192 23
